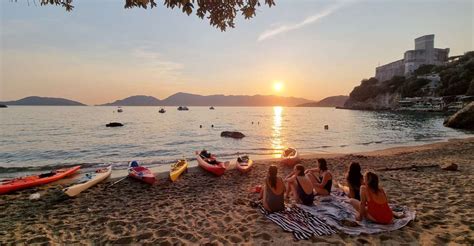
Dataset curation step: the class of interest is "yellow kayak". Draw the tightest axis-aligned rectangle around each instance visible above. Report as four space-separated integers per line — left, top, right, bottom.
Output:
62 165 112 197
170 159 188 182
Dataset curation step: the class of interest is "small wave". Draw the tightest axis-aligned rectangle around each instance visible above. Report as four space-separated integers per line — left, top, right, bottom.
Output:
0 162 104 174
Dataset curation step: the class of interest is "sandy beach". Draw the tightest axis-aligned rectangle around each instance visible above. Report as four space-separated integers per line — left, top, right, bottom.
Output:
0 137 473 245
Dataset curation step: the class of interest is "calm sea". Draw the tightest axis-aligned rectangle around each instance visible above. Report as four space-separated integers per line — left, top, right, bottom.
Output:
0 106 471 177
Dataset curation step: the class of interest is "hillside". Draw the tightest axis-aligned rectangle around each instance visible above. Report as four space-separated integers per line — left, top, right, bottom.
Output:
100 93 312 107
99 95 161 106
0 96 86 106
344 51 474 110
296 95 348 107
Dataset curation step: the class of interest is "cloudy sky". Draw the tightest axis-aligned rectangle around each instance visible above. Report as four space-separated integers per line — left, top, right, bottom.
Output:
1 0 472 104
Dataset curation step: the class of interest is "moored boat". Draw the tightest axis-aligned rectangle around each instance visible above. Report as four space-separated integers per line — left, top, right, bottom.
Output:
159 108 166 113
0 166 81 195
117 107 123 113
128 161 156 184
195 150 226 176
177 106 189 111
236 155 253 173
281 147 300 166
209 106 215 110
170 159 188 181
62 165 112 197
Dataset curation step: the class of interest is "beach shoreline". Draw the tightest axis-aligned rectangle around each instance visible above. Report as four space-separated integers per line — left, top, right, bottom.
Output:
1 137 473 244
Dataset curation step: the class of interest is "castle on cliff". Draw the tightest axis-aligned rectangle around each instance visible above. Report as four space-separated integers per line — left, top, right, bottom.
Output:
375 35 450 82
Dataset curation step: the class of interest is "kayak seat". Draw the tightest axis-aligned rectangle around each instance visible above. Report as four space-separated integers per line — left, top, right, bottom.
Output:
38 172 55 178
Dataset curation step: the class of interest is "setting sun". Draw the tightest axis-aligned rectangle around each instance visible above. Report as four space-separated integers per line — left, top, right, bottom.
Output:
273 81 284 92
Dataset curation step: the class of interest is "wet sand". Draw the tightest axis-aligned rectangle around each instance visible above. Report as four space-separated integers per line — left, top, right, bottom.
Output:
0 138 473 245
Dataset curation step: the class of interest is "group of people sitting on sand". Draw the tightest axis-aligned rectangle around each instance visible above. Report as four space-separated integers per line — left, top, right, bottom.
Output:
260 159 394 225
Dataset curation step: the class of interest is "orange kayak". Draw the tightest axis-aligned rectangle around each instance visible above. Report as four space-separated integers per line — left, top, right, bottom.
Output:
0 165 81 195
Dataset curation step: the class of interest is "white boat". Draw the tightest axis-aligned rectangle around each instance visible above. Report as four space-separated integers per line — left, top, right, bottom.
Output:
62 165 112 197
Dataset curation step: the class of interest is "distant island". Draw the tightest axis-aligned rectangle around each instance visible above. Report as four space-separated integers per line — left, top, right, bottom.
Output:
98 92 313 107
296 95 348 108
1 93 351 107
0 96 86 106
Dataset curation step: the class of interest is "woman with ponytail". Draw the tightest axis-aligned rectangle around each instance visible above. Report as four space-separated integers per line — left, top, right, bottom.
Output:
261 165 285 212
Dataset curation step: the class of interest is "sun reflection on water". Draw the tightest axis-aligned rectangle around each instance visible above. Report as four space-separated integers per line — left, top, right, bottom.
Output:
271 106 284 157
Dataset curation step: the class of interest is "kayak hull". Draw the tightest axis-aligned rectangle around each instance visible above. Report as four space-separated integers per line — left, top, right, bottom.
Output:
236 159 253 173
170 160 188 182
63 165 112 197
196 154 226 176
0 166 81 195
128 166 156 185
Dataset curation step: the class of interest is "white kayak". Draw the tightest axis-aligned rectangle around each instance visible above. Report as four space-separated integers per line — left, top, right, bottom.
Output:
62 165 112 197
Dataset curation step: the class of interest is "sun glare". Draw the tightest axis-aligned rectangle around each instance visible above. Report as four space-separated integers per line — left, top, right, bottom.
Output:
273 81 283 92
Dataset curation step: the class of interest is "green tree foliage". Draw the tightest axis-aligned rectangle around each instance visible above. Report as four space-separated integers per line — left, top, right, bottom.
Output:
14 0 275 31
399 78 430 97
437 52 474 96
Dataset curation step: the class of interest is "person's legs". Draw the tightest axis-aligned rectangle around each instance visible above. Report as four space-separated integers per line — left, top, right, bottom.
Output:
285 180 294 198
349 198 360 211
306 172 318 188
314 186 329 196
338 183 351 196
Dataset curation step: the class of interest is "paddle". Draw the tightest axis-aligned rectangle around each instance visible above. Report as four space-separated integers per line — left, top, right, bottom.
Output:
105 176 127 189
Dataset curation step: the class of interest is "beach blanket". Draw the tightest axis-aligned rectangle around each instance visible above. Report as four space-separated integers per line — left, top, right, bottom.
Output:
298 193 416 236
258 204 336 240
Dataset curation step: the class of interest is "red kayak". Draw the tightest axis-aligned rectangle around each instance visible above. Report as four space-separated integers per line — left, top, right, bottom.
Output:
196 151 226 176
0 165 81 195
128 161 156 184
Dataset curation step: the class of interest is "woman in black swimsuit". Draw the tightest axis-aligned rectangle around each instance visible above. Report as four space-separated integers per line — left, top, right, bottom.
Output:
285 164 314 205
305 158 333 196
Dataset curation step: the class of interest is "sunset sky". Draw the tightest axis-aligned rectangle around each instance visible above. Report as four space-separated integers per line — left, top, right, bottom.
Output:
1 0 472 105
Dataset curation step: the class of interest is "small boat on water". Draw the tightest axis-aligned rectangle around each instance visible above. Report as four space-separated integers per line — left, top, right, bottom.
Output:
0 166 81 195
170 159 188 182
236 155 253 173
196 150 226 176
209 106 215 110
281 147 300 166
117 107 123 113
62 165 112 197
159 108 166 113
177 106 189 111
128 161 156 184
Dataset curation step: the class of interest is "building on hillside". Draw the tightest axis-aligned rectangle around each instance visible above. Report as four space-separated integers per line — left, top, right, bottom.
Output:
375 35 450 82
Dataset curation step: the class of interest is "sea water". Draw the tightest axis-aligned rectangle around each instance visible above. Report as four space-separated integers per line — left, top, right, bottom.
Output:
0 106 471 177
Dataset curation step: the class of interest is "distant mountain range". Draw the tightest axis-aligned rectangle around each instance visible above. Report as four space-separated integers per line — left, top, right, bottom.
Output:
296 95 349 107
0 96 85 106
0 93 347 107
98 92 313 107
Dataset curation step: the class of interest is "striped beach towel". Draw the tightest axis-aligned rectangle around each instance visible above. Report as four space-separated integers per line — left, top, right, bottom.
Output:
258 204 336 240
